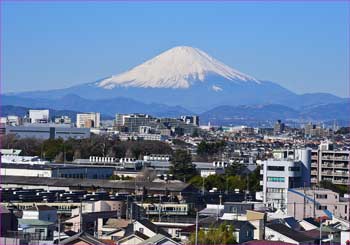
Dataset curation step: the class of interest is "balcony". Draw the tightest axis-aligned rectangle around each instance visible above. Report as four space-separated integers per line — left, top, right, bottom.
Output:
333 172 349 177
311 170 318 175
333 164 349 169
333 179 349 185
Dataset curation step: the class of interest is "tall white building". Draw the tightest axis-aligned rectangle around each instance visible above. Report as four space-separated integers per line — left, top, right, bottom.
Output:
76 112 100 128
260 148 311 211
29 110 49 123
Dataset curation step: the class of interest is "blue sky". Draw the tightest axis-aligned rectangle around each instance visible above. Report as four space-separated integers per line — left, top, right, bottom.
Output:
1 1 349 97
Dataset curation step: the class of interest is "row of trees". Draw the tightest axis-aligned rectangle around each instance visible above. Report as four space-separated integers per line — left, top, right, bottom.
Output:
196 140 226 161
1 134 173 161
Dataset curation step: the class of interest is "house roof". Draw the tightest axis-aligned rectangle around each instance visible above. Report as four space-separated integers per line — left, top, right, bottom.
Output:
104 218 130 228
267 223 314 243
18 219 54 227
138 234 180 245
137 219 171 237
242 240 295 245
300 229 329 239
1 175 194 193
303 217 320 227
60 232 106 245
117 231 149 243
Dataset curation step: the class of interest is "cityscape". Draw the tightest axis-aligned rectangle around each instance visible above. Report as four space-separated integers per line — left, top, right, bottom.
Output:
1 1 350 245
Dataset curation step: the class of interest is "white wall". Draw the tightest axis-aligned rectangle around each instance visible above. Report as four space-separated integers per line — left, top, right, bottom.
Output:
0 168 52 177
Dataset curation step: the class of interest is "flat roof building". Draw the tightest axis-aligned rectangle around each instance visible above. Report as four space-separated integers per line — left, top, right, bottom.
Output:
3 124 90 140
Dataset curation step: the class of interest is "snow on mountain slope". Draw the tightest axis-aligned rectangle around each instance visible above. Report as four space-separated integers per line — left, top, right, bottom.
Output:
98 46 259 89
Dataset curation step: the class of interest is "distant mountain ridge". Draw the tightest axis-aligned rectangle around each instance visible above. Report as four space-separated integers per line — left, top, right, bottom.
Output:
9 46 346 112
2 94 349 126
2 94 192 118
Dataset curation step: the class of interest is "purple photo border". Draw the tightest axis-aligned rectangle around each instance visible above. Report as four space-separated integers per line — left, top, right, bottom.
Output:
0 0 349 244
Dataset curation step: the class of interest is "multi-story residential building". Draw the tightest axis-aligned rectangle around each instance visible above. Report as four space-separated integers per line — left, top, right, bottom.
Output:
304 123 332 138
273 120 285 135
287 187 349 221
310 141 350 186
29 109 49 123
76 112 100 128
115 114 155 132
260 148 311 211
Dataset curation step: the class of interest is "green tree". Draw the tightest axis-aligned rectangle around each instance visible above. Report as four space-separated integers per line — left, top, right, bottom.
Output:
170 149 197 182
227 175 246 191
189 175 204 189
247 166 261 192
205 175 226 191
189 223 236 244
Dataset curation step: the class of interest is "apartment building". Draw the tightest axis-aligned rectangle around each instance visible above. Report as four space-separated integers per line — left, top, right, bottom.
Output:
287 187 349 221
310 141 350 186
76 112 100 128
115 114 155 132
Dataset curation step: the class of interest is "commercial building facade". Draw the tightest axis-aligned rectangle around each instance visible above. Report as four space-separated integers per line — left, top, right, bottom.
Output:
260 149 311 210
4 124 90 140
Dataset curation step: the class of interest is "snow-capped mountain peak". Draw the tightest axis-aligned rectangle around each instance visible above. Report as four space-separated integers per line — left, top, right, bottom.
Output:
98 46 259 89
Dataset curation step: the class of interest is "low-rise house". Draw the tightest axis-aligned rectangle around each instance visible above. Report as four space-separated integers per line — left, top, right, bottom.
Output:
18 219 55 241
117 231 149 245
59 231 107 245
198 217 255 244
22 205 57 223
133 219 171 238
140 233 181 245
266 223 315 244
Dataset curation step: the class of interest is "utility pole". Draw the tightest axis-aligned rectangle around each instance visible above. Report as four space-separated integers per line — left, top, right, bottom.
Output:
313 190 316 218
303 182 306 219
202 177 205 196
159 195 161 222
293 202 296 217
319 220 322 245
126 196 129 221
195 211 198 245
58 215 61 243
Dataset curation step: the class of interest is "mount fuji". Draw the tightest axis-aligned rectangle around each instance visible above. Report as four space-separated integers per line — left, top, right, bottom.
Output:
9 46 345 113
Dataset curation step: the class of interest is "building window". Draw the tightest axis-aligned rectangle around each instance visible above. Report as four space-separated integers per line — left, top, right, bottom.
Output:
316 194 328 199
267 166 285 171
267 188 285 193
267 177 285 182
139 228 144 233
318 205 327 210
289 167 300 171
